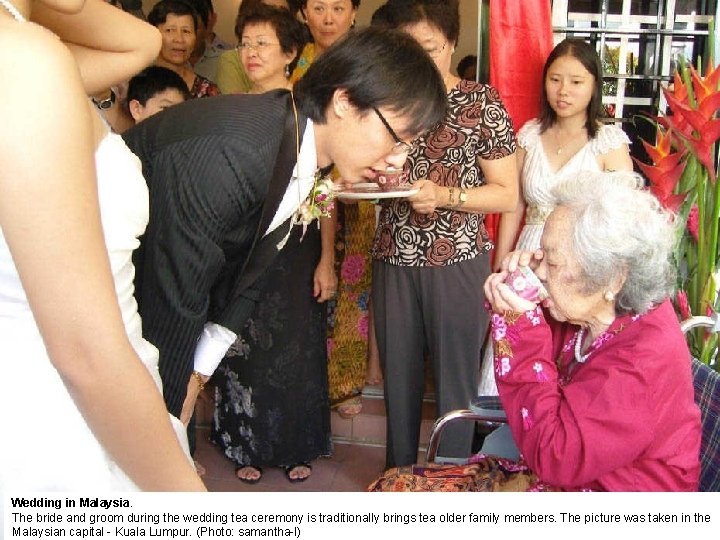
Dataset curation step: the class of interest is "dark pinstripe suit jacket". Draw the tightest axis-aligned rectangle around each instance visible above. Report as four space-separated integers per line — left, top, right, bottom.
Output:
123 90 306 416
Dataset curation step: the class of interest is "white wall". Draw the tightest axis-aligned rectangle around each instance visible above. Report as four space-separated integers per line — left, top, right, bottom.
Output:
142 0 480 75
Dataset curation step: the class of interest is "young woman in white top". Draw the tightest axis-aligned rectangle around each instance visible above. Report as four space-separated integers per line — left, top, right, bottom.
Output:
480 38 633 395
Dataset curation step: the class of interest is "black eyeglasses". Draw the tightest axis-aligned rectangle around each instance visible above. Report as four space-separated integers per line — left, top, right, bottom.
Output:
372 107 417 155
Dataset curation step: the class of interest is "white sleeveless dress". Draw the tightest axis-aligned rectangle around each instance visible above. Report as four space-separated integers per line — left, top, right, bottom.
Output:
0 130 190 491
478 119 630 395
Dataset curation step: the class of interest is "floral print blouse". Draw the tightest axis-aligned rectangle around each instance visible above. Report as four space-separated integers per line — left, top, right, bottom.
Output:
191 74 221 99
371 80 516 267
491 300 701 491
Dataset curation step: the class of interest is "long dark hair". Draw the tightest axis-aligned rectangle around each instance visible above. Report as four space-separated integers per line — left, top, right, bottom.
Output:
538 38 604 138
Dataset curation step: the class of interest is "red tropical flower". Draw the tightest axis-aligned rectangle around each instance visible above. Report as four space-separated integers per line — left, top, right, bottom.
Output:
662 72 720 181
676 290 692 320
633 128 687 211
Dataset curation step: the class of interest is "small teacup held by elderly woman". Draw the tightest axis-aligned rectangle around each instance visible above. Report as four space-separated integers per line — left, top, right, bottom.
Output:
484 170 701 491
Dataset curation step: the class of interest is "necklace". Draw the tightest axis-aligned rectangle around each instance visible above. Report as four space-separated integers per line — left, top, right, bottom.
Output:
574 327 591 364
553 129 573 155
552 125 587 155
0 0 25 21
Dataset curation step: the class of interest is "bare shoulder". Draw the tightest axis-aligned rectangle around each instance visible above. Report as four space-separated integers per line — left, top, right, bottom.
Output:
0 20 79 91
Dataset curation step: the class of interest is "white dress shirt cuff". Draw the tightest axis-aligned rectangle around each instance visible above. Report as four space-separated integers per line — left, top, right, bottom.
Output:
193 323 237 377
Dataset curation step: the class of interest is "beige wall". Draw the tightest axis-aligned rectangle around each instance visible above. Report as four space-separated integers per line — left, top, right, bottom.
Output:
143 0 480 75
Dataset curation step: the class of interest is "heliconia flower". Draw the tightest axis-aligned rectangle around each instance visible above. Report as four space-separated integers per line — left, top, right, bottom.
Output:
671 71 689 104
689 63 720 105
663 87 720 182
687 204 699 241
633 126 689 211
634 155 687 211
677 290 692 320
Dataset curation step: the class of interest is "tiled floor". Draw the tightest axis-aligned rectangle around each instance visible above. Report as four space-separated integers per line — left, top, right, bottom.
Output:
195 427 388 492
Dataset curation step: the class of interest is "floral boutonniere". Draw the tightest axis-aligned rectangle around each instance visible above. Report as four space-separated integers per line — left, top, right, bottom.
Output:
295 171 336 227
278 170 336 250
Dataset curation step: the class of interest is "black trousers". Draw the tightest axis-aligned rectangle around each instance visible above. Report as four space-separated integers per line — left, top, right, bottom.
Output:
372 254 490 468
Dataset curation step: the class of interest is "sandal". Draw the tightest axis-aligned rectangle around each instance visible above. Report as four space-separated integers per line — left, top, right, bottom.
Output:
235 465 263 485
283 463 312 483
336 396 362 419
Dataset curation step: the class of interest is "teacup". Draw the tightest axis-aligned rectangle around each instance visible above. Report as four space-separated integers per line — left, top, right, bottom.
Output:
376 167 408 192
504 266 549 303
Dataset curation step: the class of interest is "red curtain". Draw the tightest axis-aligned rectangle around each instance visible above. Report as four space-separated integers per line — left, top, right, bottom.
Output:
485 0 553 246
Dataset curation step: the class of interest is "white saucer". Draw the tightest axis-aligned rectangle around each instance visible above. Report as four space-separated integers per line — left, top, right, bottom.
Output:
336 183 419 200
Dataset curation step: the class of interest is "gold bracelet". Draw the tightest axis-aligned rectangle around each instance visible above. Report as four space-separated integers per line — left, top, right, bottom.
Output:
192 371 206 392
448 187 455 207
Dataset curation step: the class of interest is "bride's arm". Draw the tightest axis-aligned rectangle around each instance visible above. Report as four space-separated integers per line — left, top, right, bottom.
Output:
31 0 160 94
0 23 203 491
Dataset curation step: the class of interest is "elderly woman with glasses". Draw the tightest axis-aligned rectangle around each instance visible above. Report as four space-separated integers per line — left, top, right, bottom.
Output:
370 0 518 469
370 171 701 492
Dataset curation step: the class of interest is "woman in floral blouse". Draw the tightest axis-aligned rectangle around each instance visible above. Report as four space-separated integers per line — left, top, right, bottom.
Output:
370 171 700 491
371 0 518 468
148 0 220 99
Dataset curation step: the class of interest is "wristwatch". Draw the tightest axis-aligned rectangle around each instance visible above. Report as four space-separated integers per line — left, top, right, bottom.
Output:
92 89 116 110
456 188 468 208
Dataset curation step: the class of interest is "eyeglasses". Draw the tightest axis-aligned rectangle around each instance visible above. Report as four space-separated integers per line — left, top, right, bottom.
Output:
425 41 447 58
238 40 279 52
372 107 417 155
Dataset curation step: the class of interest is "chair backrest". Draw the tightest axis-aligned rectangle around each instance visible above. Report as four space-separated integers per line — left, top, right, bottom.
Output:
691 358 720 491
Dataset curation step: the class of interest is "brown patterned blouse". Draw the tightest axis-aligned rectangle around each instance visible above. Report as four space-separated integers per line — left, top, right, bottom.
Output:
371 80 516 267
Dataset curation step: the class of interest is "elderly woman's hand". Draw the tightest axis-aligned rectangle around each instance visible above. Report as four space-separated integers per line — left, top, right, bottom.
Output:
498 248 545 273
484 271 537 313
408 179 442 214
485 249 545 313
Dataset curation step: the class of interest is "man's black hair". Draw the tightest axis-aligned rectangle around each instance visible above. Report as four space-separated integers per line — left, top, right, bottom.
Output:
127 66 191 107
294 26 447 135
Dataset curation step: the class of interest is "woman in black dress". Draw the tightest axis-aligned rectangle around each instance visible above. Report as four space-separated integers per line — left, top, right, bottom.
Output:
211 4 333 484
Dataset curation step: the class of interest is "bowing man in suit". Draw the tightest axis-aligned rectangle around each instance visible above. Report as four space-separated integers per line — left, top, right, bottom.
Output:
122 27 448 436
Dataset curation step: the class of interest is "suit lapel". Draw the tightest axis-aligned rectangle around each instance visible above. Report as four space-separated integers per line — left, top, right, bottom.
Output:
234 91 307 291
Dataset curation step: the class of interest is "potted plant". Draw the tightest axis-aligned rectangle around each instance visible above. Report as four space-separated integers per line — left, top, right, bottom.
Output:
634 50 720 371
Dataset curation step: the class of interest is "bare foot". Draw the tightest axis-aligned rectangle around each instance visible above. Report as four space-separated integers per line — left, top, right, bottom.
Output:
284 463 312 482
236 466 262 484
336 396 362 419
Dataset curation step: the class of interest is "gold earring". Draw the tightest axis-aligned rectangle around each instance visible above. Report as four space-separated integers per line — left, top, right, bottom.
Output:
604 291 615 302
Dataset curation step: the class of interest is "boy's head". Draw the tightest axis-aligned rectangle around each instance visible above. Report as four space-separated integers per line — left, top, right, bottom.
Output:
127 66 191 123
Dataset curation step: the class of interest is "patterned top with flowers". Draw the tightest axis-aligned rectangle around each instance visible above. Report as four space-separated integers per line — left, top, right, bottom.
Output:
491 299 701 491
371 80 515 266
190 74 221 99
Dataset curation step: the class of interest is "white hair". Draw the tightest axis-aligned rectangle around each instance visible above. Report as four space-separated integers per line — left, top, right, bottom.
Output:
550 170 678 314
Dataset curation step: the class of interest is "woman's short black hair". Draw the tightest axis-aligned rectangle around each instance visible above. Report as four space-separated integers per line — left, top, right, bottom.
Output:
456 55 477 79
235 5 306 73
539 38 605 138
298 0 361 9
147 0 199 32
371 0 459 46
294 26 447 135
127 66 191 107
